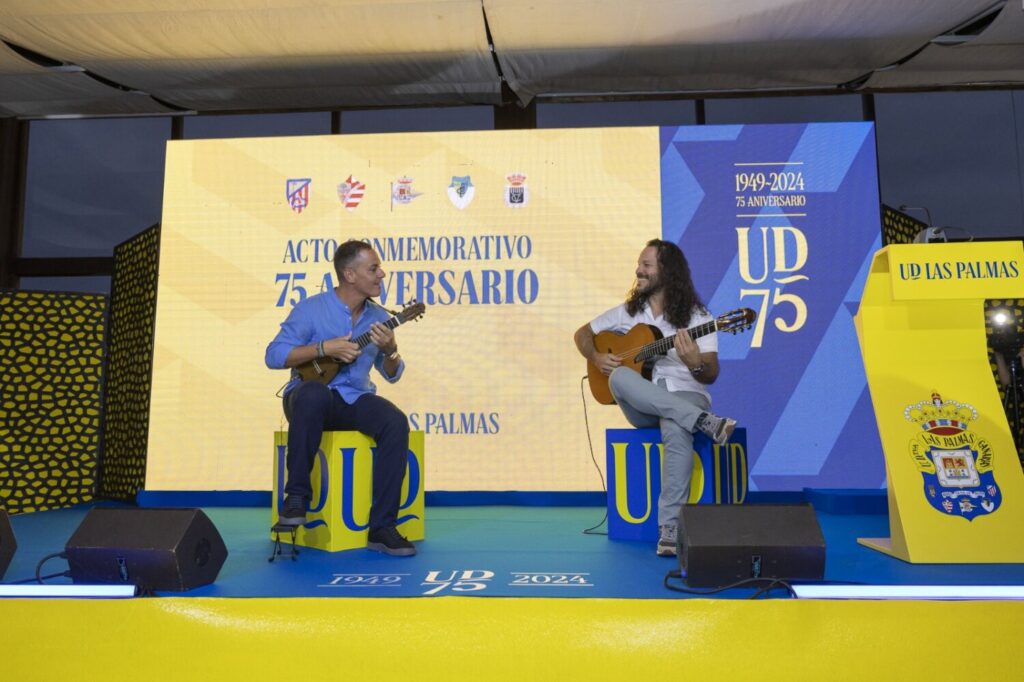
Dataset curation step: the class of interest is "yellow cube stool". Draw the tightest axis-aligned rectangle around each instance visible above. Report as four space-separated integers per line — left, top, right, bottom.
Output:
272 430 425 552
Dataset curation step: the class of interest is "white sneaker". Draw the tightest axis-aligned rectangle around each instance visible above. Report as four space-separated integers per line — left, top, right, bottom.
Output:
657 525 677 557
698 413 736 446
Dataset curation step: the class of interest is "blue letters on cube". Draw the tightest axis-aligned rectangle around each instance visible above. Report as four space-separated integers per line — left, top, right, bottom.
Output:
606 428 748 541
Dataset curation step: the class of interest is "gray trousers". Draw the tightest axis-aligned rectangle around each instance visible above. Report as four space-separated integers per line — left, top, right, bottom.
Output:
608 367 709 528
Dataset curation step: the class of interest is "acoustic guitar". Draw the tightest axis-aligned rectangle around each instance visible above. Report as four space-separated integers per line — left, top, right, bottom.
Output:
587 307 756 404
295 301 426 384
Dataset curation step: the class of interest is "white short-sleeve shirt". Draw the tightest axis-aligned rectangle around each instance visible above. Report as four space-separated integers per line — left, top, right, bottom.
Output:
589 303 717 401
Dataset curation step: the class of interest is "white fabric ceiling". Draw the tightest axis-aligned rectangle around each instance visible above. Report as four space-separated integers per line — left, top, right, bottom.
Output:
866 1 1024 88
0 0 1020 117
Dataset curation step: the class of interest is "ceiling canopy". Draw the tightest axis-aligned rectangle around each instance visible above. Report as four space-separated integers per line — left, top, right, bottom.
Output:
0 0 1019 117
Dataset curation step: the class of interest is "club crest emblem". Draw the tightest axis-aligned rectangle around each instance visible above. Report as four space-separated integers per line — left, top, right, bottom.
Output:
504 172 528 208
447 175 475 210
337 175 365 211
905 391 1001 521
390 176 422 208
286 178 311 213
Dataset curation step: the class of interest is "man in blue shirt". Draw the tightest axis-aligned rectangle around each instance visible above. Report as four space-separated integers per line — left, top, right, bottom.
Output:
266 240 415 556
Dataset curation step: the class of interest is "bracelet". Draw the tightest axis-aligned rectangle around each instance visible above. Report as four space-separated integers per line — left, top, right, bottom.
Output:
387 349 401 361
690 363 705 376
316 340 326 360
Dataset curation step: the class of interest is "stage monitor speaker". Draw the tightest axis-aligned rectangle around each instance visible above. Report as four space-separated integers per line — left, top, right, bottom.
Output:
65 508 228 592
0 509 16 581
679 503 825 588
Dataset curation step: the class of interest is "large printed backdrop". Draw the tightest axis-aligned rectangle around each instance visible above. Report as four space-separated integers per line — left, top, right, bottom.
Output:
148 128 660 492
147 123 882 493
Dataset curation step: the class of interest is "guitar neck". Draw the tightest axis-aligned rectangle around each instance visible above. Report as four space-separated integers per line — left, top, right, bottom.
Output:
350 314 403 349
635 319 717 362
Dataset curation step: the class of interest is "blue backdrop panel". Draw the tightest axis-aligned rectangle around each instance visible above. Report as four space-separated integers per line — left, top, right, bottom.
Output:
659 123 883 491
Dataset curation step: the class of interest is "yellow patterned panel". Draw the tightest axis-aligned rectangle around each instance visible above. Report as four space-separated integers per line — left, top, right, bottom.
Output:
0 290 105 514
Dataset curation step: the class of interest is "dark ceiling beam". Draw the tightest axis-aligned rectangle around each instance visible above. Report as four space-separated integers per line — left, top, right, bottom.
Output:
13 257 114 278
0 118 28 289
494 98 536 129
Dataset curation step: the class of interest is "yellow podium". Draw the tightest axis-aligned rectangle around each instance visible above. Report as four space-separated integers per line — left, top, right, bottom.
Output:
854 242 1024 563
272 430 425 552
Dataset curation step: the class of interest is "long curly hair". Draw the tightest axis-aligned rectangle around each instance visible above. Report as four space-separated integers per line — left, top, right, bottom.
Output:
625 239 706 328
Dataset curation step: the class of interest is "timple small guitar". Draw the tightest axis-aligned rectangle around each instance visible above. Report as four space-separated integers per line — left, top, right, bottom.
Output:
587 307 755 404
295 301 426 384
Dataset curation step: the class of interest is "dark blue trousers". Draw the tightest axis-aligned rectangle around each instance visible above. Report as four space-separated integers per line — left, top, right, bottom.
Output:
283 381 410 531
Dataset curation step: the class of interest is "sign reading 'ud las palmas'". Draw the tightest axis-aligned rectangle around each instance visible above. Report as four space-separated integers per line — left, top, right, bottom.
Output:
889 242 1023 300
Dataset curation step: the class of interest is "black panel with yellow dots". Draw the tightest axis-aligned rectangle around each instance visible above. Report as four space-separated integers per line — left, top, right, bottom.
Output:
99 226 160 501
881 204 928 246
0 290 106 514
985 299 1024 466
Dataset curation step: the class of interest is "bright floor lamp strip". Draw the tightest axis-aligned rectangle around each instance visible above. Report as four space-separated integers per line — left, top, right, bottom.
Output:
0 584 137 598
792 585 1024 600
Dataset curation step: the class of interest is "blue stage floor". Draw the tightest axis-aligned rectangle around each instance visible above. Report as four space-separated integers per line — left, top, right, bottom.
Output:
6 504 1024 599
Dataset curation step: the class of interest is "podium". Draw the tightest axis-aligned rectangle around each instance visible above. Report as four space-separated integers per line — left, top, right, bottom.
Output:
854 242 1024 563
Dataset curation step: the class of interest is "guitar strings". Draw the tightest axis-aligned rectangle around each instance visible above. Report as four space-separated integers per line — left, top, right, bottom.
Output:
608 321 718 360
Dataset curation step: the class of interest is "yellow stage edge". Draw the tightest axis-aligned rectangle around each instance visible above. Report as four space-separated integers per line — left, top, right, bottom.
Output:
5 596 1024 681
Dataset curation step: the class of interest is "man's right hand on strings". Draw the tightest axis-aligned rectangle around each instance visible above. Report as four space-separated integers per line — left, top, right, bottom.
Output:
593 351 622 376
324 333 360 362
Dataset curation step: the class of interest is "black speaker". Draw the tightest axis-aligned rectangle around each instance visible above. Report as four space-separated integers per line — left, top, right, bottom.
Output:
0 509 16 581
65 508 228 591
679 503 825 587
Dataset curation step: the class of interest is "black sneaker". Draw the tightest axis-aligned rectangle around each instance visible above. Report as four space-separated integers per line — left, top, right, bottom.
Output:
277 495 308 527
367 526 417 557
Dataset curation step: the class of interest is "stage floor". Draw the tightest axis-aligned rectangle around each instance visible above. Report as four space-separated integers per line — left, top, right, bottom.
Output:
7 503 1024 680
7 504 1024 598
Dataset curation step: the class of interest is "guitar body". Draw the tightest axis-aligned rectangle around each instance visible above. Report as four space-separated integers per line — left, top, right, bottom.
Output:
296 357 344 384
585 307 756 404
587 324 663 405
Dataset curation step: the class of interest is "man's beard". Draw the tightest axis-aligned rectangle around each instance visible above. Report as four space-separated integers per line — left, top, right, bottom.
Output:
636 275 660 295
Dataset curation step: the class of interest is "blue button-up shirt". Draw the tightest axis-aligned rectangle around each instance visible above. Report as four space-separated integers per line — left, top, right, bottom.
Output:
265 291 404 402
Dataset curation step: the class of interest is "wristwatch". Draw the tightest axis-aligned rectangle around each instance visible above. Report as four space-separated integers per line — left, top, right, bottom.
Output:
689 362 705 376
387 349 401 362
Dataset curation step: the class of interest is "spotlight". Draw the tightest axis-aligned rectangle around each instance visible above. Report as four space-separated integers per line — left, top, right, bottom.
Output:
989 308 1023 356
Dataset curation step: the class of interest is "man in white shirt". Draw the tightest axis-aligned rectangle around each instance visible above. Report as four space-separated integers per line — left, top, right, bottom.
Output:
575 239 736 557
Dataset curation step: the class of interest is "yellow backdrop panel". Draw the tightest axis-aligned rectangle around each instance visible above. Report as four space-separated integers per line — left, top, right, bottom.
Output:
148 128 656 491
